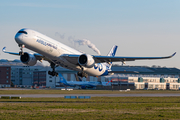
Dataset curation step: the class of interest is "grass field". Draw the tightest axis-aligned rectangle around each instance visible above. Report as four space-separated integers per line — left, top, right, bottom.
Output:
0 89 180 119
0 97 180 120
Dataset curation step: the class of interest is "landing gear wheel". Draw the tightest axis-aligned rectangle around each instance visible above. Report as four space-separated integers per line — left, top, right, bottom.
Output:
48 62 58 76
77 72 88 78
77 65 88 78
48 71 58 76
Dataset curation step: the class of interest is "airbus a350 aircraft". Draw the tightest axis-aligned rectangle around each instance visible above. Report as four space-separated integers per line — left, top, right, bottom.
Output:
3 28 176 77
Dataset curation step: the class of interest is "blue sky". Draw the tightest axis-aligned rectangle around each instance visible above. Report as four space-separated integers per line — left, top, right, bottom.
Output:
0 0 180 68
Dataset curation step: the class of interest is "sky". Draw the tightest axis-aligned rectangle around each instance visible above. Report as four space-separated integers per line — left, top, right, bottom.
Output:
0 0 180 68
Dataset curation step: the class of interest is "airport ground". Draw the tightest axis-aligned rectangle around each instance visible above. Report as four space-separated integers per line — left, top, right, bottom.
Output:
0 89 180 119
1 88 180 94
0 96 180 119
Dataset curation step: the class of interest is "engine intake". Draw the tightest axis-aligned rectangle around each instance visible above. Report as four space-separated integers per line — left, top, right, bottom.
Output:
78 54 95 68
20 52 37 66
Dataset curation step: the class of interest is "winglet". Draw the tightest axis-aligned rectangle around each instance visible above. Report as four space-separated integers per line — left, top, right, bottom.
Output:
2 47 6 52
1 47 20 56
172 52 176 57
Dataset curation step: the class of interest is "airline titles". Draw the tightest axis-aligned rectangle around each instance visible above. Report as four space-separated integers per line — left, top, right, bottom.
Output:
36 39 57 49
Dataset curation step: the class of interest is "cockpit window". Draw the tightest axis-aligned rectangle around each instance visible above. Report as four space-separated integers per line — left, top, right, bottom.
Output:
18 31 28 34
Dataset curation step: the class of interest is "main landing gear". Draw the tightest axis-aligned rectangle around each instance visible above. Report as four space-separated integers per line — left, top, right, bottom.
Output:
77 72 88 78
77 67 88 78
19 44 25 55
48 62 58 76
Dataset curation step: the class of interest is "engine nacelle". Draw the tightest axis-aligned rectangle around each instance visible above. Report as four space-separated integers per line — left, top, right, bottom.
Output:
20 52 37 66
78 54 95 68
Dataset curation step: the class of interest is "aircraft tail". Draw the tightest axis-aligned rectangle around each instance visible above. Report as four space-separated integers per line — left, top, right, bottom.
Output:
107 45 118 57
103 45 118 69
59 73 68 84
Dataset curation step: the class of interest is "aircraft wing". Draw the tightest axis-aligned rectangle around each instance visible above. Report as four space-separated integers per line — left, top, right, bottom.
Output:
2 47 50 61
93 52 176 63
2 47 20 56
62 52 176 64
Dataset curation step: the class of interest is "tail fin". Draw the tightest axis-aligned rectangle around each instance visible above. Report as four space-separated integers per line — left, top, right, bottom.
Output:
59 73 68 84
103 45 118 69
107 45 118 57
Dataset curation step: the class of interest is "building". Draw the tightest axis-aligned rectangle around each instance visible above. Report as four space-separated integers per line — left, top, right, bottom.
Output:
1 59 180 90
33 68 59 88
106 75 180 90
0 66 11 87
100 66 180 90
111 66 180 78
11 66 43 87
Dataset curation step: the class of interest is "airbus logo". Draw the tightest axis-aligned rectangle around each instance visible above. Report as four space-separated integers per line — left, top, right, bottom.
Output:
36 39 57 49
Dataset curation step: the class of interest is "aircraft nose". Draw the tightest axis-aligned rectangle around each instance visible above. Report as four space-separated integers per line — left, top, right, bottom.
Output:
15 33 23 44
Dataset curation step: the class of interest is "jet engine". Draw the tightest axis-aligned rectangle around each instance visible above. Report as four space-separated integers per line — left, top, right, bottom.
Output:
20 52 37 66
78 54 95 68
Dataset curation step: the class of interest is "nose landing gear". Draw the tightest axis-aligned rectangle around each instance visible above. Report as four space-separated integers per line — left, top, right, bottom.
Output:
19 44 25 55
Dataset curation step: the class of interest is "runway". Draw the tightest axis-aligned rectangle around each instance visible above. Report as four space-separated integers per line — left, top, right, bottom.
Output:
1 93 180 98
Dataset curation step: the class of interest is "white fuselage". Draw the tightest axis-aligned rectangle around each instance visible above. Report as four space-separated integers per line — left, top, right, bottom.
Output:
15 28 109 76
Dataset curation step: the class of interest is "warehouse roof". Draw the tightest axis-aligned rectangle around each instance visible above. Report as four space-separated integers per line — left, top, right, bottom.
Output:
112 66 180 75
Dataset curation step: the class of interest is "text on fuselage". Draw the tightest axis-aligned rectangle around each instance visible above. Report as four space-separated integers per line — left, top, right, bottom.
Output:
36 39 57 50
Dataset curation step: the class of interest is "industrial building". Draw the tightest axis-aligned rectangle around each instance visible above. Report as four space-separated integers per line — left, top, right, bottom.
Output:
0 59 180 90
0 66 11 87
106 76 180 90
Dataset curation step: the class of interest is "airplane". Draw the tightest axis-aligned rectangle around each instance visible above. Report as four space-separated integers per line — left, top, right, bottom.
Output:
58 73 101 89
2 28 176 78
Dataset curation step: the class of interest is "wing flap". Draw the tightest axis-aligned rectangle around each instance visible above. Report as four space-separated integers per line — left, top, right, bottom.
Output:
61 54 80 65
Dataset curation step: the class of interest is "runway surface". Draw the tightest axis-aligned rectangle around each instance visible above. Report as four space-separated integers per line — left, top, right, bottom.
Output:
1 94 180 98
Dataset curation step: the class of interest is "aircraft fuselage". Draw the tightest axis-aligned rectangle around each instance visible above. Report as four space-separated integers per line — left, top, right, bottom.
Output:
15 28 109 77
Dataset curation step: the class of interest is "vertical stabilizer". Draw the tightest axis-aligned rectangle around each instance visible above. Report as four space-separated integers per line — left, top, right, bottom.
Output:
103 45 118 69
107 45 118 57
59 73 68 84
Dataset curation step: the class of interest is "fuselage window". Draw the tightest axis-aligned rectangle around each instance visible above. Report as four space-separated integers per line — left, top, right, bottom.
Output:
18 31 28 34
